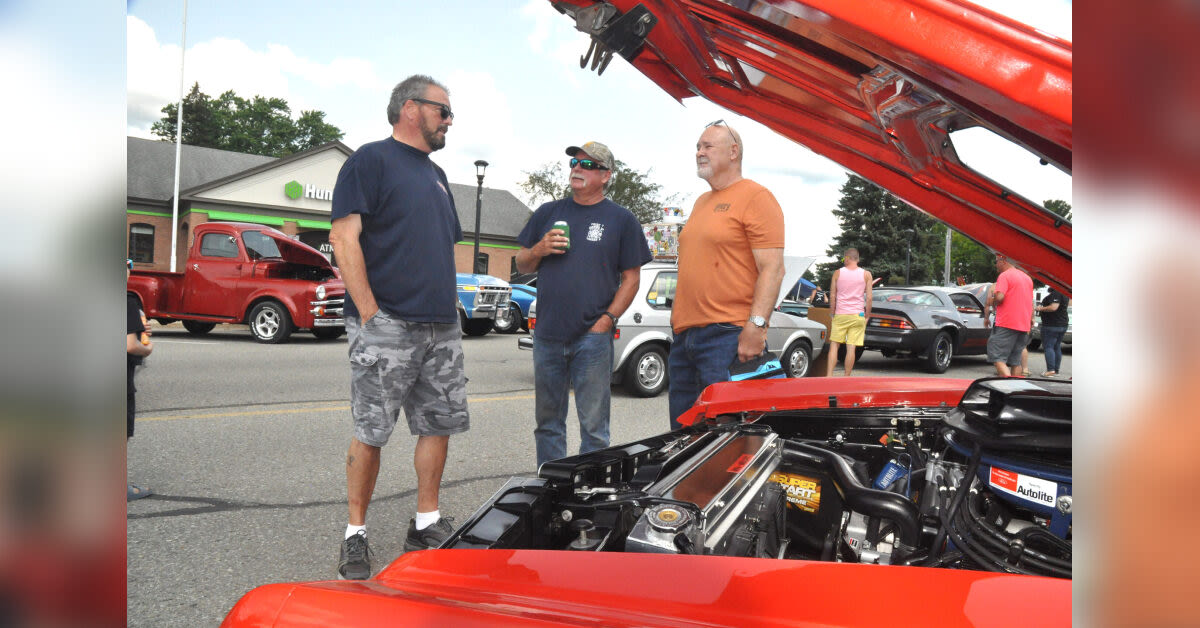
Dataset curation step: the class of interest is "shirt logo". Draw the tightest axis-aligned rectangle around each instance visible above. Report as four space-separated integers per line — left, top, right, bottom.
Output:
714 203 731 213
587 223 605 242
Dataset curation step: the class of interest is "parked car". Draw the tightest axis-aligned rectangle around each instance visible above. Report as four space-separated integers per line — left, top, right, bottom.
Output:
1029 304 1072 351
863 286 992 373
456 274 511 336
519 262 828 396
776 299 810 319
126 222 345 344
494 281 535 334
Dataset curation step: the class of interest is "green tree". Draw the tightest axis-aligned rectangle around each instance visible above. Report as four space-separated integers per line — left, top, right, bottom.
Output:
518 159 680 224
814 175 945 289
151 83 344 158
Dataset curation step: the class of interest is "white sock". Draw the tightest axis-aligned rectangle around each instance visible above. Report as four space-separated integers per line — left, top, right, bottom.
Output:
345 524 366 540
415 510 440 530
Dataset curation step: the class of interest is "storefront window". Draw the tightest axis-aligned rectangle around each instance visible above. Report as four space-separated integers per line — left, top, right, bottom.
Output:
129 223 154 263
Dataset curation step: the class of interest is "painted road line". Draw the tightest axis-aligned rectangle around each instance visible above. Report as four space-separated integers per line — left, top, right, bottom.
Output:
140 393 537 422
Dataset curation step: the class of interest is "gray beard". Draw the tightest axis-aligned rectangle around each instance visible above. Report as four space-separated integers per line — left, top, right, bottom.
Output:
421 121 447 151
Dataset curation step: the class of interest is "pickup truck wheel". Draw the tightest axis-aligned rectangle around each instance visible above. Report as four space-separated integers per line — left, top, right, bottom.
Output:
623 344 668 397
781 340 812 378
492 304 523 334
249 301 293 344
312 327 344 340
182 321 216 336
462 319 493 337
925 331 953 373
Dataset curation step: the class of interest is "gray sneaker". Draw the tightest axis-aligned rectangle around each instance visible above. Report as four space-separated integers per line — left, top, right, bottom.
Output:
404 517 454 552
337 531 372 580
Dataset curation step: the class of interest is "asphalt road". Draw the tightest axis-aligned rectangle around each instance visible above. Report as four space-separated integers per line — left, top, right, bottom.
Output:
127 322 1069 626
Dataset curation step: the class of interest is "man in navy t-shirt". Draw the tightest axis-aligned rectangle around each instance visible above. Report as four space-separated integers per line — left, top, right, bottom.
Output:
516 141 652 467
329 75 468 580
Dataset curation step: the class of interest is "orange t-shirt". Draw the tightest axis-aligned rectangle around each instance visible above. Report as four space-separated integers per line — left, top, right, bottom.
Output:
672 179 785 333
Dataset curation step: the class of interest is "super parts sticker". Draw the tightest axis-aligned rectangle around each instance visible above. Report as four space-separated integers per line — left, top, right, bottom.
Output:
988 466 1057 508
769 471 821 513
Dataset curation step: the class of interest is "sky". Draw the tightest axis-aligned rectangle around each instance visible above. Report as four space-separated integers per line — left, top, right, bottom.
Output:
126 0 1072 262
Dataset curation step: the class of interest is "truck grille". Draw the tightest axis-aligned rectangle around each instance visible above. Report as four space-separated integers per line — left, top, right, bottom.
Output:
310 298 345 320
475 286 511 307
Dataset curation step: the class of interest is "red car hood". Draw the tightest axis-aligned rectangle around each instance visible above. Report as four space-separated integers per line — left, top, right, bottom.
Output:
223 550 1070 627
677 376 974 426
263 230 335 270
552 0 1071 292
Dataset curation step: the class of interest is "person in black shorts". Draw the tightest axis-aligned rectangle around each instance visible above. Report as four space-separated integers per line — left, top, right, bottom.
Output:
126 259 153 500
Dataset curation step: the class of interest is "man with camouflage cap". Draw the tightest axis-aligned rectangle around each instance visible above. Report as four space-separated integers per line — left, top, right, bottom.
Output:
516 141 652 466
329 74 468 580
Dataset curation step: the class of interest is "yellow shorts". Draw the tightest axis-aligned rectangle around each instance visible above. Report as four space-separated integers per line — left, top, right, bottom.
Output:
830 313 866 346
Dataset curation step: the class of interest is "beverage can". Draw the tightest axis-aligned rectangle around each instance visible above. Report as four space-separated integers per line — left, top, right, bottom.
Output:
552 220 570 250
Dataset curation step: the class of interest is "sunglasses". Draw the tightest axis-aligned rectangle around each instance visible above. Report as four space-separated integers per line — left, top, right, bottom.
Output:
569 157 608 171
411 97 454 120
705 118 726 128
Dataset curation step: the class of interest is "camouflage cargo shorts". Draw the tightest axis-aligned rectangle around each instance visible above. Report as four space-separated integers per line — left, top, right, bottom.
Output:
346 311 469 446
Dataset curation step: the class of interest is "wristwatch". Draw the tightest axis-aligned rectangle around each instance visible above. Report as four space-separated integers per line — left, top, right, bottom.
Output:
603 311 619 325
748 315 768 328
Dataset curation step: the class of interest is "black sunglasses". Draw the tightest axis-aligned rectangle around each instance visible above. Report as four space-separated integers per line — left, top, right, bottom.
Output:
705 118 726 128
569 157 608 171
411 97 454 120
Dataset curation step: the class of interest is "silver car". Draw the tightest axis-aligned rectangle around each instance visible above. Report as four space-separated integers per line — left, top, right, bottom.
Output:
519 262 828 397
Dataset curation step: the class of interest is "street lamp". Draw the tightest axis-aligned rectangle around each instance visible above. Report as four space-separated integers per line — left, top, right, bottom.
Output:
472 160 488 274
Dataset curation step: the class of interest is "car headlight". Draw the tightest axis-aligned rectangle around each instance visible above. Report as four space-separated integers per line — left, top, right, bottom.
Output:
316 285 326 300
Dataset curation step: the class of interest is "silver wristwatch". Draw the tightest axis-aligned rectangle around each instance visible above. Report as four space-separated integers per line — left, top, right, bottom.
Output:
748 315 767 328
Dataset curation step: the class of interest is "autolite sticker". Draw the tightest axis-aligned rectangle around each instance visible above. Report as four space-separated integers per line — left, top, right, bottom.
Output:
769 471 821 513
988 466 1057 508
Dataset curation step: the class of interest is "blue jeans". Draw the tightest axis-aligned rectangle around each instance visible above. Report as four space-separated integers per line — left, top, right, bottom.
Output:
532 332 614 467
668 323 742 430
1041 325 1067 372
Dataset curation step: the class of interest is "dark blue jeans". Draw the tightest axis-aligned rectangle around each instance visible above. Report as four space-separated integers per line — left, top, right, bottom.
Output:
532 332 614 467
668 323 742 430
1041 325 1067 372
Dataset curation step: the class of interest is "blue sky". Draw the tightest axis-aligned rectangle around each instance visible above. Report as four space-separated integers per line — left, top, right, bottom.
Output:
126 0 1071 260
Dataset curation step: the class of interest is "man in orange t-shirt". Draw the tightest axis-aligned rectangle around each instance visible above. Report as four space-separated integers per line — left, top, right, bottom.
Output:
668 121 785 429
984 253 1033 376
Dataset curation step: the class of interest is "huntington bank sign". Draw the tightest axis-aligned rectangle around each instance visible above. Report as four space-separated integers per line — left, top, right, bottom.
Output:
284 180 333 201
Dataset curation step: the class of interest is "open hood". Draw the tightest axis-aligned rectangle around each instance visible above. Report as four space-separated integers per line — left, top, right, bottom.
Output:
262 229 335 270
551 0 1071 292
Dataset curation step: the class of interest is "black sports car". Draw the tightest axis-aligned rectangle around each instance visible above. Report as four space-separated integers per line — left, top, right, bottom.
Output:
865 287 991 373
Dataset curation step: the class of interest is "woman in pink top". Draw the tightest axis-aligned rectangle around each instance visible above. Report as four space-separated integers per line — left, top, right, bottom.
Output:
826 248 873 376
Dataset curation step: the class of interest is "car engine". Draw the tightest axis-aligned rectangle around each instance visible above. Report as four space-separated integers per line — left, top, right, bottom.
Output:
442 378 1071 578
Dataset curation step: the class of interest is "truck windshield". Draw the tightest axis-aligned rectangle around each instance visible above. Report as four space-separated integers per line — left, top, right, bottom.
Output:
243 231 282 260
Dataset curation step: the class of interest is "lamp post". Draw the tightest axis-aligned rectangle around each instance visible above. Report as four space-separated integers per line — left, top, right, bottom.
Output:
903 228 915 285
472 160 488 274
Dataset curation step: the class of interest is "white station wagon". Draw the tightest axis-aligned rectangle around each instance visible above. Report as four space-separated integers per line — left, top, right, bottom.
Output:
519 262 827 397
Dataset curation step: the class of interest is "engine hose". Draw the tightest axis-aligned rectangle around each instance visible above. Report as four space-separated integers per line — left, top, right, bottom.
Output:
961 489 1071 572
925 441 982 565
783 443 921 549
960 490 1071 575
947 491 1070 577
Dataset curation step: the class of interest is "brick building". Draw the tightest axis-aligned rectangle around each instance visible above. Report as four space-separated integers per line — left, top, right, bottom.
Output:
126 137 533 278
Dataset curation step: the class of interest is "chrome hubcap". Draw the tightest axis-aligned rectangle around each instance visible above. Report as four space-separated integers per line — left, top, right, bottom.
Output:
638 354 665 389
255 309 279 337
788 348 808 376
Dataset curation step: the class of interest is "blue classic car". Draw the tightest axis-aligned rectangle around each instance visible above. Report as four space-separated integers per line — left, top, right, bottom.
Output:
493 274 536 334
456 273 511 337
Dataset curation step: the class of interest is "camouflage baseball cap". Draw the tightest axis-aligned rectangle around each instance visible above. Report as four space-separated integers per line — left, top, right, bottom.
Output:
565 141 615 169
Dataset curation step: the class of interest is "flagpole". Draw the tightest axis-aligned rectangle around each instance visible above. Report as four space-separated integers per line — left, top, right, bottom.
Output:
169 0 188 272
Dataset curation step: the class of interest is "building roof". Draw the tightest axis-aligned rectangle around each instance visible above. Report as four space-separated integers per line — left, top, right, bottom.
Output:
127 136 275 203
127 136 533 241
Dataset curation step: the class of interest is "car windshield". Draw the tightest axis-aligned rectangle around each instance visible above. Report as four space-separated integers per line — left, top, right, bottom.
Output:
243 231 282 260
873 289 941 306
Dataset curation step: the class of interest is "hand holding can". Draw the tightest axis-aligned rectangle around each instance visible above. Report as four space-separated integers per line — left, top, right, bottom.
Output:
552 221 570 250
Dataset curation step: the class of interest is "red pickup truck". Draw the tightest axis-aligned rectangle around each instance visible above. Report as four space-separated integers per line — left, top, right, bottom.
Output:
127 222 346 343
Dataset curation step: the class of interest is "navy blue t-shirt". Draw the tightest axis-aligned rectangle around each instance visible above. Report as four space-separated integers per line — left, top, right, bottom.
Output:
331 137 462 323
518 197 651 343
